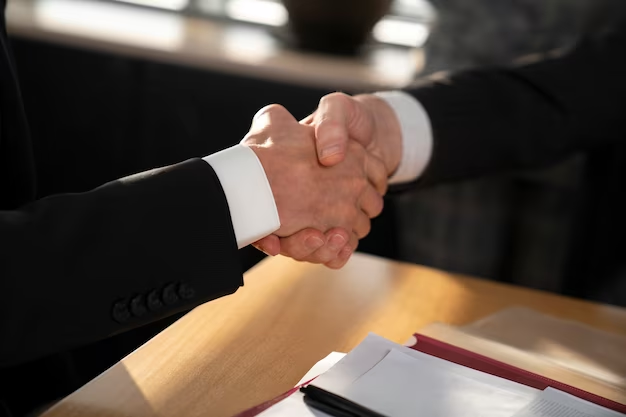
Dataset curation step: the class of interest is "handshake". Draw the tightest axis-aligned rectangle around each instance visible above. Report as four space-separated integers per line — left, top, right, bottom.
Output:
243 93 403 269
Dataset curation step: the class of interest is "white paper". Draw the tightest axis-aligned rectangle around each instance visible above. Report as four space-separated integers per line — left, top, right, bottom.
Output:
342 348 537 417
512 388 625 417
314 334 538 398
260 334 540 417
297 352 346 386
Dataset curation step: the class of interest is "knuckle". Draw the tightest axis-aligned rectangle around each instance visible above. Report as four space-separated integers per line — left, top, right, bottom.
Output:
321 92 350 106
265 103 288 114
254 104 290 122
253 104 272 119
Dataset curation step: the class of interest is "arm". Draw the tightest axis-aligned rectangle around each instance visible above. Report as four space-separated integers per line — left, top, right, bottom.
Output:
0 159 242 368
307 22 626 187
0 106 385 368
412 23 626 185
264 24 626 259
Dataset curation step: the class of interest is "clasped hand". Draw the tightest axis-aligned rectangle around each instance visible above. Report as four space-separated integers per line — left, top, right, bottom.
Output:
243 93 402 269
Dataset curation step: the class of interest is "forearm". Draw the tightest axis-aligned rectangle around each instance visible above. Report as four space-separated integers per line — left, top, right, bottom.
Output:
0 159 242 368
410 23 626 185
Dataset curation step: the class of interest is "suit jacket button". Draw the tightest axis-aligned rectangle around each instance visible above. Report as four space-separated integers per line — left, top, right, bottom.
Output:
162 283 179 305
178 283 196 300
130 294 148 317
112 300 131 323
147 290 164 311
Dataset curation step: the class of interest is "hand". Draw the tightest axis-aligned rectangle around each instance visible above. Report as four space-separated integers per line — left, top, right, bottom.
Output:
255 227 356 269
307 92 403 173
253 93 402 268
243 104 387 266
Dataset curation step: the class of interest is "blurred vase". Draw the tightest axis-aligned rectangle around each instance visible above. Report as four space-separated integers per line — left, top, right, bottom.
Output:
281 0 392 55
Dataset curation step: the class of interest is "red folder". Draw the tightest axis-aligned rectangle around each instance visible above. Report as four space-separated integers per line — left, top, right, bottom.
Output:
236 333 626 416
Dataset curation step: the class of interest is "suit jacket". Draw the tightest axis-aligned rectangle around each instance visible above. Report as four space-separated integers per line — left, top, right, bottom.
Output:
0 3 243 415
405 21 626 303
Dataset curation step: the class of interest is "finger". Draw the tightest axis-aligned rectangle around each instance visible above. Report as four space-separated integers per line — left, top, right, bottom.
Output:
365 153 388 196
300 113 314 125
253 234 281 256
288 227 350 265
325 245 353 269
325 233 359 269
277 228 327 261
300 228 351 264
313 93 354 166
314 93 377 165
353 211 372 239
359 186 384 219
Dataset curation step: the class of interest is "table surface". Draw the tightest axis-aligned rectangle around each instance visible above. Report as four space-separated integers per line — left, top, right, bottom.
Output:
42 253 626 417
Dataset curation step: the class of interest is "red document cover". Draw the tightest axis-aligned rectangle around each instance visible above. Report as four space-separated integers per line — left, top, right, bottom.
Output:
235 333 626 416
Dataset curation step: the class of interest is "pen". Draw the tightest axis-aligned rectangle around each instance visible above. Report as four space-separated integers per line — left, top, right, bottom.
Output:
300 385 389 417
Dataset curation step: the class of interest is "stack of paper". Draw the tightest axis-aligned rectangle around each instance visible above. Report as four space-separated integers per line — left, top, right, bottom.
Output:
257 334 624 417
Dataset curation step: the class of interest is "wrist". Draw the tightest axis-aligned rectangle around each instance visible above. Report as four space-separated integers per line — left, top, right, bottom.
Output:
242 141 291 236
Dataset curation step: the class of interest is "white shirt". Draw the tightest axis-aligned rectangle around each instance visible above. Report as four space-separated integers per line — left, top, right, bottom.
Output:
203 91 431 248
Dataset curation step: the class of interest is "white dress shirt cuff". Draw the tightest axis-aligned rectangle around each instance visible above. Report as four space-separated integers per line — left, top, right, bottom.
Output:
374 91 433 184
203 145 280 249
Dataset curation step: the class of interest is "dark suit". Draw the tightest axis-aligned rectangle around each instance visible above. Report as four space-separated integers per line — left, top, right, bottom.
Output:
0 2 244 415
405 22 626 304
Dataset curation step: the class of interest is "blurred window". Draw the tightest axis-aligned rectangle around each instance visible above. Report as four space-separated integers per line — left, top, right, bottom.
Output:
111 0 434 47
112 0 190 11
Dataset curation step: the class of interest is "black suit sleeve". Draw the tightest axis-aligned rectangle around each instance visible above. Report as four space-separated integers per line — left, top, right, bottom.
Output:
0 158 242 368
405 23 626 186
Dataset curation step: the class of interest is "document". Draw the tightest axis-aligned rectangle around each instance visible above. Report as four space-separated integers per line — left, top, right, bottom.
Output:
512 388 625 417
257 334 624 417
259 334 539 417
251 333 625 417
343 348 537 417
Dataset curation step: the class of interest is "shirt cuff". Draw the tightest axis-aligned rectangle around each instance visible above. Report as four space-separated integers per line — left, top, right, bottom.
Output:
203 145 280 249
374 91 433 184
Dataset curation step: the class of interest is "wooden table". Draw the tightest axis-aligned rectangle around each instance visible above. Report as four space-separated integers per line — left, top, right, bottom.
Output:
42 253 626 417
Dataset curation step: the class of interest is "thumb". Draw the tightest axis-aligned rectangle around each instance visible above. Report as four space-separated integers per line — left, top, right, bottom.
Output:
313 93 354 166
